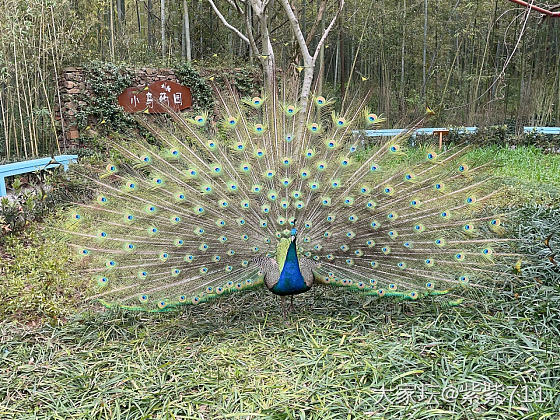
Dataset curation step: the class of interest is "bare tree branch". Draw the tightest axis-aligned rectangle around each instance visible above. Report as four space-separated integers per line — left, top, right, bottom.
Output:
207 0 250 44
245 2 261 57
313 0 344 61
278 0 312 64
304 0 327 45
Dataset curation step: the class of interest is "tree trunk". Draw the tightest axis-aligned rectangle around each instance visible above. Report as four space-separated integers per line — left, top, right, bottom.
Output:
182 0 192 61
116 0 125 26
109 0 115 60
135 0 141 35
401 0 406 110
422 0 427 102
161 0 166 58
317 7 325 93
147 0 154 47
339 1 345 99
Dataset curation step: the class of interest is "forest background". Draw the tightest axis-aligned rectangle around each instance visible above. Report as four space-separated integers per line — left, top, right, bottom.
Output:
1 0 559 159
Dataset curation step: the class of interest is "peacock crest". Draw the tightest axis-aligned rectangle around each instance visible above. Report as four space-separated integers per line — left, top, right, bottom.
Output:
64 81 513 312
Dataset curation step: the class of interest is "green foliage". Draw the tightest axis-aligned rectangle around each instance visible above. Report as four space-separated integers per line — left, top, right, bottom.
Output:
212 65 262 98
0 168 95 234
444 125 560 149
0 226 85 323
174 61 215 111
514 205 560 284
75 61 135 134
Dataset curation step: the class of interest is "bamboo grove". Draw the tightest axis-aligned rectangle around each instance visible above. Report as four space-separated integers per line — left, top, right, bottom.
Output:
1 0 559 159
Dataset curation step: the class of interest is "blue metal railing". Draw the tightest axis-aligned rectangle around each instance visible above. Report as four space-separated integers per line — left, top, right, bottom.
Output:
0 155 78 197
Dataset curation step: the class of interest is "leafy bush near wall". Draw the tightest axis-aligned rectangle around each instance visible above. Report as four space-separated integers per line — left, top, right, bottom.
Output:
75 61 135 135
174 61 215 112
212 66 262 98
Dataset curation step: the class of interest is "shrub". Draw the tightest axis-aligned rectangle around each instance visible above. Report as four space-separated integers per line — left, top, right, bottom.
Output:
0 225 88 323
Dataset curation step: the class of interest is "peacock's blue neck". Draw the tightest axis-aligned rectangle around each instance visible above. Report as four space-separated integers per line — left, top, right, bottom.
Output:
271 239 310 296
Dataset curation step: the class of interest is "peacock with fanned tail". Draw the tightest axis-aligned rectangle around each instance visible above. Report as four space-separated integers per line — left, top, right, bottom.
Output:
65 81 514 313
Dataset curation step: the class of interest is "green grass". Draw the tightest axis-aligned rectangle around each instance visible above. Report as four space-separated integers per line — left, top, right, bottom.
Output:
0 145 559 418
1 285 558 419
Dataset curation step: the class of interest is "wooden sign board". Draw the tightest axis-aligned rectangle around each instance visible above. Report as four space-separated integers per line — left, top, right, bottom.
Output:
118 81 192 113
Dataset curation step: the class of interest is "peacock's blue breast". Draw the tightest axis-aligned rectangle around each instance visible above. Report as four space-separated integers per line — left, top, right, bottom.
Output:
271 241 310 296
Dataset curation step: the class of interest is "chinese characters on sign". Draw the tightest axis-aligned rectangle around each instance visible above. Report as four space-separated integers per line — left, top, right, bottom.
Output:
117 81 192 113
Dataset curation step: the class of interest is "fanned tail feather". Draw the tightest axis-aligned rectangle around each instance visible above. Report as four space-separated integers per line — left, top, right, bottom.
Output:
65 79 517 311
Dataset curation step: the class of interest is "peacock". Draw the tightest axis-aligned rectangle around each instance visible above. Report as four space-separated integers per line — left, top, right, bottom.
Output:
64 80 515 314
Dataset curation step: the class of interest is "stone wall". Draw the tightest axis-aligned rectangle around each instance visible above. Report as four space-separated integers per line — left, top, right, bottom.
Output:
55 67 182 146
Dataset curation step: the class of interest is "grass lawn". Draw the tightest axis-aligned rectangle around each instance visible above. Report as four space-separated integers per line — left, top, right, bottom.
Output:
0 145 559 419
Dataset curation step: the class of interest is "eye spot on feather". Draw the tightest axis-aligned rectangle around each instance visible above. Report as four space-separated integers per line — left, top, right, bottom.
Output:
413 224 425 233
383 186 394 195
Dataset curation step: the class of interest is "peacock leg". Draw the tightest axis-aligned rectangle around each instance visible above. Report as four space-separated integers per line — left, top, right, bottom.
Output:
288 295 295 312
280 296 287 319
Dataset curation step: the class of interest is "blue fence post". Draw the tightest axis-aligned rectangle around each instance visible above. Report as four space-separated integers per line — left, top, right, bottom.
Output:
0 177 6 197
